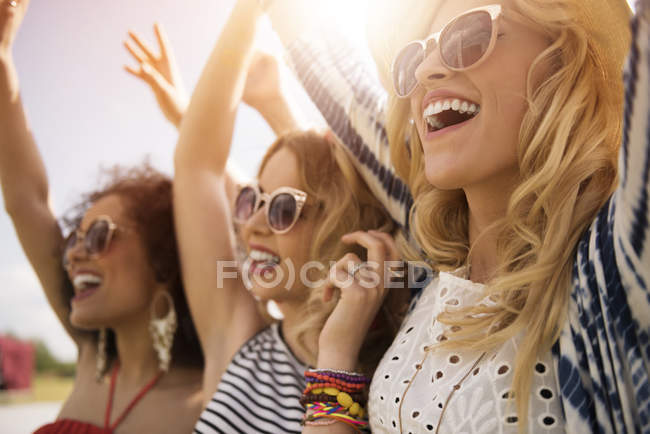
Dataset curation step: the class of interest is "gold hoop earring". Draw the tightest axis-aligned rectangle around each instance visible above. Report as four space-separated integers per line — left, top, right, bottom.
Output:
95 328 107 382
149 291 177 372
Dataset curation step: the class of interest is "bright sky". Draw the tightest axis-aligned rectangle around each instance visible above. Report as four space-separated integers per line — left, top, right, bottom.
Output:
0 0 638 363
0 0 296 362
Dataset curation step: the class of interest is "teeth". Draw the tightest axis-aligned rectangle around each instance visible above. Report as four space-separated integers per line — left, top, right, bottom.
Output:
422 98 480 118
73 274 102 290
422 97 481 132
426 116 445 130
249 249 281 264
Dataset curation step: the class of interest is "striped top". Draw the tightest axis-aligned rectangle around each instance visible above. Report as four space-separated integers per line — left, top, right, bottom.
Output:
194 324 307 434
268 2 650 432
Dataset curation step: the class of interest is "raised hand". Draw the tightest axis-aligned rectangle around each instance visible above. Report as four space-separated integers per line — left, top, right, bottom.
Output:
241 49 300 135
124 23 187 128
0 0 29 55
317 230 403 370
242 50 283 109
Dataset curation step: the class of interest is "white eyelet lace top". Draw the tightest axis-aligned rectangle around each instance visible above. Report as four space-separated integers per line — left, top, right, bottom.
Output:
367 269 565 433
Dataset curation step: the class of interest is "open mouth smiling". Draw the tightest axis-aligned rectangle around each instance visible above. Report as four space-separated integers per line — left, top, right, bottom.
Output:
423 97 481 133
72 272 103 301
246 248 282 275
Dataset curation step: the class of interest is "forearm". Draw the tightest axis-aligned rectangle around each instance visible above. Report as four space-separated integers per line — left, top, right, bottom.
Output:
0 52 83 341
174 0 262 174
614 0 650 286
172 0 267 383
0 52 49 215
253 94 300 136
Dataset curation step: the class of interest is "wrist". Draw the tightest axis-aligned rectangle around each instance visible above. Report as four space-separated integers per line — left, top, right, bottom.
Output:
247 93 284 114
316 349 359 371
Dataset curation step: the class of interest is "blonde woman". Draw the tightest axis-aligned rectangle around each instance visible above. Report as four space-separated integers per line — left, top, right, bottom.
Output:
262 0 650 432
164 0 407 432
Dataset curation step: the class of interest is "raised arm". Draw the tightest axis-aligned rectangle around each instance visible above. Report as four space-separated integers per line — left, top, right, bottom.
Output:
560 3 650 431
615 0 650 294
0 0 88 345
265 0 414 231
173 0 269 402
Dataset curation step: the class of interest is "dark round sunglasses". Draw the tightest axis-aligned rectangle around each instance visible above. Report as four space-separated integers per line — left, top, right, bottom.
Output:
233 184 308 234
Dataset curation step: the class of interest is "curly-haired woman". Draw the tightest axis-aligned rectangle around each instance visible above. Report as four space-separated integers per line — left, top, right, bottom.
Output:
0 2 204 433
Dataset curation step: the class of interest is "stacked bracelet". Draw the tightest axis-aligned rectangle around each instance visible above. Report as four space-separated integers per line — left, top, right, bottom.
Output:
303 403 369 431
300 392 366 408
301 369 370 431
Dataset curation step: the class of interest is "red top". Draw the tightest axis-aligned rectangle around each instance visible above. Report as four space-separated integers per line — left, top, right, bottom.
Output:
33 364 163 434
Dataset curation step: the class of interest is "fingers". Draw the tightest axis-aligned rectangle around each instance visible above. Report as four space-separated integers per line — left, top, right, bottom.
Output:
341 230 405 286
124 64 142 78
139 62 170 89
124 40 147 64
368 230 400 262
328 252 362 289
127 30 157 61
124 61 169 92
153 22 170 59
341 231 388 264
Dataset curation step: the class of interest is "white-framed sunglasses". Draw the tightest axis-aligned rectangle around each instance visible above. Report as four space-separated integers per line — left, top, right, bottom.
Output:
392 4 529 98
233 183 308 234
62 215 120 268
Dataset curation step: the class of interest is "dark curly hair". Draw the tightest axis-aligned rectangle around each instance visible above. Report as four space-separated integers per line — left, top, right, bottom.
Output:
62 162 203 375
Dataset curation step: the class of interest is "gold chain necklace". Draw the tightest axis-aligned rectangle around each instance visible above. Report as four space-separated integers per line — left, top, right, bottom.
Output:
396 331 488 434
435 352 487 434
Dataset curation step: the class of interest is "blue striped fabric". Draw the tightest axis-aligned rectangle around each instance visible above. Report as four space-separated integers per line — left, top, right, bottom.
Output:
268 2 650 432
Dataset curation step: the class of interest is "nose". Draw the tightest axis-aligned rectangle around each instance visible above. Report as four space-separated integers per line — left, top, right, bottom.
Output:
414 43 453 88
64 234 88 268
240 201 272 243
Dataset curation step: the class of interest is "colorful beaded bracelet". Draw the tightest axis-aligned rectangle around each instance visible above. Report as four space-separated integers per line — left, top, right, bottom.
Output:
305 378 367 389
305 370 369 384
303 410 368 432
303 383 365 394
307 368 369 378
300 392 366 407
306 401 367 419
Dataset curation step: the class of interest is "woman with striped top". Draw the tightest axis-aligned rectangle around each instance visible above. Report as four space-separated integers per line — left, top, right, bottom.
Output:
171 0 407 432
263 0 650 432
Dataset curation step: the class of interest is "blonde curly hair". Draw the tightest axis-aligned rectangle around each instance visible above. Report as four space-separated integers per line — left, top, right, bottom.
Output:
369 0 631 427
